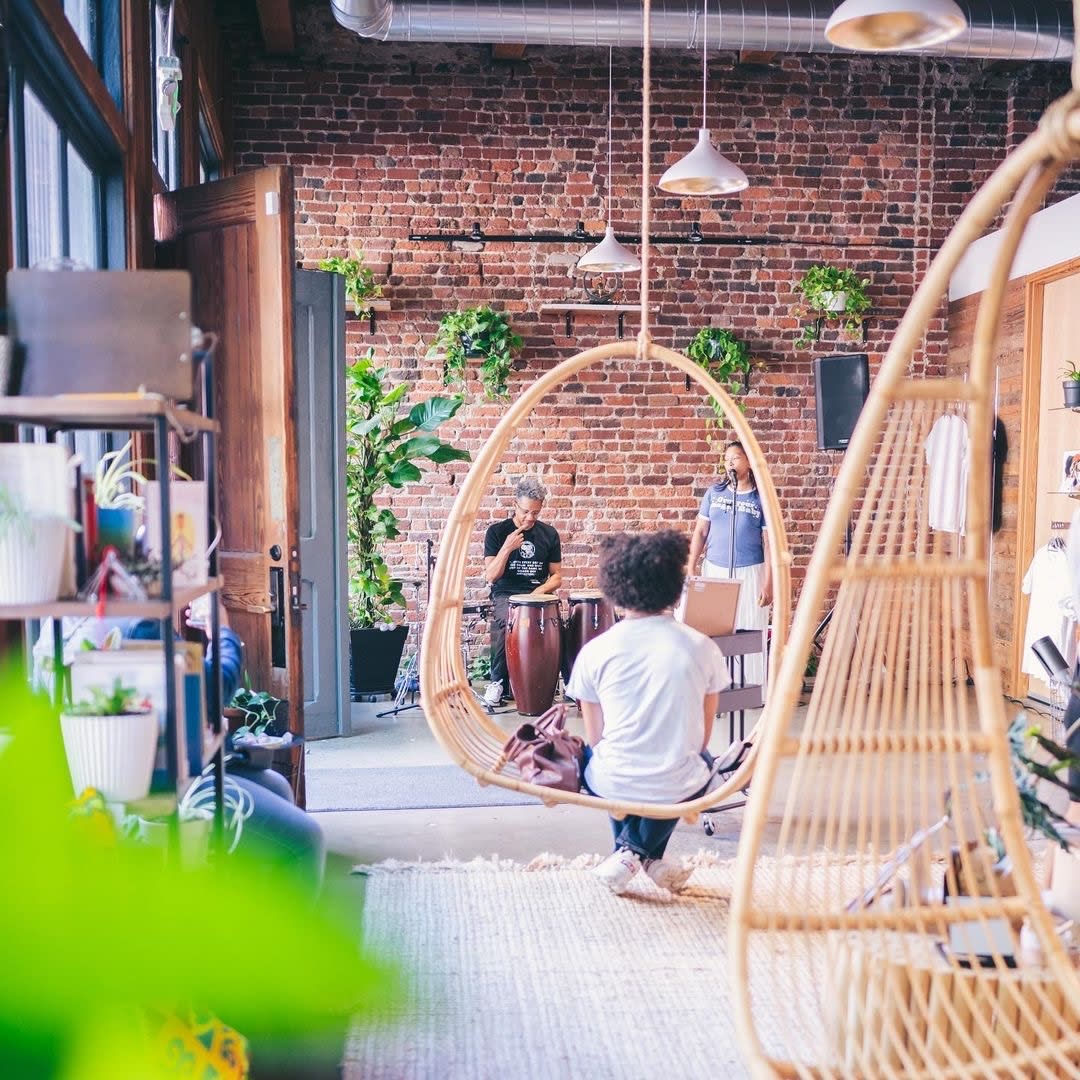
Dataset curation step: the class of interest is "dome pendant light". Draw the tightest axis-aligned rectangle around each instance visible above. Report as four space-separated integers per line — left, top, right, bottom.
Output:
659 0 748 196
825 0 967 52
577 48 641 273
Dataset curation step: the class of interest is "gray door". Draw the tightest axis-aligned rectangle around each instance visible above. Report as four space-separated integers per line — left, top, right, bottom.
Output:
294 268 349 739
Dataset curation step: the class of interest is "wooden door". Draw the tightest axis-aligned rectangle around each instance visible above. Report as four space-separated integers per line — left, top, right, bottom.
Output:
154 169 303 753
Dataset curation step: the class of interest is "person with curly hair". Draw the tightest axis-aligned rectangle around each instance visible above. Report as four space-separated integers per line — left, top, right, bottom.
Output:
566 530 728 896
481 476 563 707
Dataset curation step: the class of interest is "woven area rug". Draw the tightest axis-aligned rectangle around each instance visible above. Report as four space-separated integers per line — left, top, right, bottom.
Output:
306 765 540 812
344 851 810 1079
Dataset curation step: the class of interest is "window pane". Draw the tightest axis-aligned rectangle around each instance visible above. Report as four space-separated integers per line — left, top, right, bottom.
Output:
63 0 98 64
23 86 62 267
67 143 99 268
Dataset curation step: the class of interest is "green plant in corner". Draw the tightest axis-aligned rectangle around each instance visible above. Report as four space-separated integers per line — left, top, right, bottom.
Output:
318 252 384 318
795 264 871 347
347 352 471 628
426 306 523 399
687 327 753 424
1061 361 1080 382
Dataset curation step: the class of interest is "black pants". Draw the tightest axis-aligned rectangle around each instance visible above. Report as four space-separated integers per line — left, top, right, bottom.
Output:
489 593 511 687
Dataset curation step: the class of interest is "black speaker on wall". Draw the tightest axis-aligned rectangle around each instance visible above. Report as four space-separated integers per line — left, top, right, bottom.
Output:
814 353 870 450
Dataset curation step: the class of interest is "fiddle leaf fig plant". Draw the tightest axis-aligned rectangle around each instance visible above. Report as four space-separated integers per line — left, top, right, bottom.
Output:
346 352 471 628
795 264 871 347
318 252 384 318
687 327 753 424
426 306 523 399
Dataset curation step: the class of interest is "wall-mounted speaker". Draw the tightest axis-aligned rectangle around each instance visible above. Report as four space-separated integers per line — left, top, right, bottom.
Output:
814 353 870 451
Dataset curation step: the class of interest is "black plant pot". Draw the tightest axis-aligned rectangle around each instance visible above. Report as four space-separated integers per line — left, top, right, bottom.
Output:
1064 379 1080 409
459 334 486 359
350 625 408 698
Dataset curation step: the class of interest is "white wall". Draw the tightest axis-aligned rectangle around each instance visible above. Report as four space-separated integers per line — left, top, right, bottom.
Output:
949 190 1080 300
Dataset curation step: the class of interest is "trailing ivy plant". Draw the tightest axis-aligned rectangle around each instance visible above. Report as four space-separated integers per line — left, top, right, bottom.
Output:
687 327 753 425
795 264 871 347
426 307 523 399
318 252 384 318
346 352 470 628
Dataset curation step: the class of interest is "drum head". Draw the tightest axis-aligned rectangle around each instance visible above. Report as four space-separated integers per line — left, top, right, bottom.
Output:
569 590 605 602
508 593 559 605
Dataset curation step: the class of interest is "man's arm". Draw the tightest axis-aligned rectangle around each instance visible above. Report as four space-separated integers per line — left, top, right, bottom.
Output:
688 517 710 574
534 562 562 595
483 526 525 584
702 692 717 751
580 699 605 746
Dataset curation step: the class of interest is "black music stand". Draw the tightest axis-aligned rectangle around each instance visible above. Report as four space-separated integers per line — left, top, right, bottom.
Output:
376 576 426 719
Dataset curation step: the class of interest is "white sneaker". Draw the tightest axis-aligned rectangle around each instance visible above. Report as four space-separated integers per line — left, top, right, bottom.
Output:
483 680 503 707
644 858 693 893
593 848 642 895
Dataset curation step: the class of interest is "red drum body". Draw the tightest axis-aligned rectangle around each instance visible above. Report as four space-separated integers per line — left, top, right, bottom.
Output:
561 590 616 682
506 594 563 716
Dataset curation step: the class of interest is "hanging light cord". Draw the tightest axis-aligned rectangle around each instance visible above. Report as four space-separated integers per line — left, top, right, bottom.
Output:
701 0 708 130
637 0 653 359
607 46 613 223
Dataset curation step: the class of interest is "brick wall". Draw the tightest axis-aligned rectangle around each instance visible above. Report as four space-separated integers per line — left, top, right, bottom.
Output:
228 1 1077 646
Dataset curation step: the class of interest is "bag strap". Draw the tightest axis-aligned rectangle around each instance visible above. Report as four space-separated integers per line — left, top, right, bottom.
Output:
534 703 567 735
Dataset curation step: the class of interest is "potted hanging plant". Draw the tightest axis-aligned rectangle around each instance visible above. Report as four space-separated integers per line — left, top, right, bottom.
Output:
426 306 523 399
687 327 753 424
318 251 384 318
1061 362 1080 409
94 439 148 558
347 352 471 696
229 675 293 769
795 264 871 347
60 678 158 802
0 486 80 604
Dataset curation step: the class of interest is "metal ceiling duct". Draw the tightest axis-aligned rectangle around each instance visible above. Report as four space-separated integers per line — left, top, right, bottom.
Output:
329 0 1073 60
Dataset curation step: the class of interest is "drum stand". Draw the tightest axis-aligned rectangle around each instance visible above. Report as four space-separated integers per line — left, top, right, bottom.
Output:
461 603 513 716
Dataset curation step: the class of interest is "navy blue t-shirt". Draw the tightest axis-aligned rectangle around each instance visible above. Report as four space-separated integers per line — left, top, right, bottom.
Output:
699 483 767 568
484 517 562 596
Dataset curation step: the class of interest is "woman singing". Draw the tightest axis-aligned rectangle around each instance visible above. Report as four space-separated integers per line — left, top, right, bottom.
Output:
687 441 772 685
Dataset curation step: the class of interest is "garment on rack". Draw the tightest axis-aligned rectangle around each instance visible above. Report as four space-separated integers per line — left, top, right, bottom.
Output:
1021 544 1077 678
924 412 969 534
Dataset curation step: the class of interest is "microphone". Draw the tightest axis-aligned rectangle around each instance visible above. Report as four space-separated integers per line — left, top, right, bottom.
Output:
727 468 738 488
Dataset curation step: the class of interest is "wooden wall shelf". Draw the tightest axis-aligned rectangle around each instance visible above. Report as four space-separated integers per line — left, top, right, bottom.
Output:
540 303 641 339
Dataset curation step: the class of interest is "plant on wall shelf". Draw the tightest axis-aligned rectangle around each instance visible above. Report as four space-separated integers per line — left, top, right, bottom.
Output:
346 352 471 629
318 252 384 318
795 264 871 347
426 307 523 399
687 327 753 424
1061 361 1080 408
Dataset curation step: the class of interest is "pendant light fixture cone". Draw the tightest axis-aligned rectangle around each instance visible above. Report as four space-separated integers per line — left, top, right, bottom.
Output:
578 49 640 274
658 0 748 197
577 225 641 272
659 128 748 195
825 0 966 52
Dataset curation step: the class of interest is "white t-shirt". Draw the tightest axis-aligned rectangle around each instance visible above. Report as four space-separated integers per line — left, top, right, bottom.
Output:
1021 545 1076 677
924 413 969 534
565 614 729 802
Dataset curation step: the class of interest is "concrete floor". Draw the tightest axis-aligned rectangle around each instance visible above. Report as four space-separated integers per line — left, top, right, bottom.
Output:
307 698 758 865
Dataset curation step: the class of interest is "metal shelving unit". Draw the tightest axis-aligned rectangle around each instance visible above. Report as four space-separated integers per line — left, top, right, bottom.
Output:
2 390 226 842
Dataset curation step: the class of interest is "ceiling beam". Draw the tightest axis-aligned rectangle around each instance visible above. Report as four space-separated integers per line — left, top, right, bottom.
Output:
256 0 295 54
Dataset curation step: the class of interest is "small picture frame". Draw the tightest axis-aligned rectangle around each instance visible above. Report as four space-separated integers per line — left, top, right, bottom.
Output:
1063 451 1080 492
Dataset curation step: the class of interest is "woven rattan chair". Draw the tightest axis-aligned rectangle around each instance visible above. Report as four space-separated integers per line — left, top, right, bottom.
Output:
729 84 1080 1080
419 339 791 820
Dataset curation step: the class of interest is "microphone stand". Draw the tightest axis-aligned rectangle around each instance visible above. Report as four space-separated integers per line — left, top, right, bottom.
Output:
727 470 738 581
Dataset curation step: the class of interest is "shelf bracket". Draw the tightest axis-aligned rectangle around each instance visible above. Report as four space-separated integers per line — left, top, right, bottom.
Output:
565 311 573 337
618 313 625 339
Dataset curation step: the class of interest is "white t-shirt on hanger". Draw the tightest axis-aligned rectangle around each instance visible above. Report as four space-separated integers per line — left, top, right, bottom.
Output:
1021 545 1076 678
924 412 969 534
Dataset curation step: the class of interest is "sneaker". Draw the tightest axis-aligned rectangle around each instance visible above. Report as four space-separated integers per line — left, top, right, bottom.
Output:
593 848 642 895
483 680 504 707
644 858 693 893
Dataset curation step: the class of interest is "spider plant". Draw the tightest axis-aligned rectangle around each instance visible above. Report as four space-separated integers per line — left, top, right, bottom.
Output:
94 440 149 511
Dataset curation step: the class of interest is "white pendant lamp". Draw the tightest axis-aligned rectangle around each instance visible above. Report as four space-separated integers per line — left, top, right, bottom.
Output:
578 49 640 273
659 0 748 196
825 0 967 52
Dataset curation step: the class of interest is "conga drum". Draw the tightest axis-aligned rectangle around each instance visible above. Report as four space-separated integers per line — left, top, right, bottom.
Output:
505 594 563 716
561 589 616 681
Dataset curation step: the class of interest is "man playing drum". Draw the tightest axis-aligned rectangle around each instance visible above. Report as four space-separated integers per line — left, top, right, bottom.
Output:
482 477 563 707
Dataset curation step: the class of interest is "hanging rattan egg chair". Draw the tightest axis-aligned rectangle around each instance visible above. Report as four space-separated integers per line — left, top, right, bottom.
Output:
419 337 792 819
729 65 1080 1080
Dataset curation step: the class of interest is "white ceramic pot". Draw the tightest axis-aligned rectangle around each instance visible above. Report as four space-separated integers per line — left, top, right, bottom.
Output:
821 290 848 313
60 709 158 802
0 516 71 604
137 810 213 869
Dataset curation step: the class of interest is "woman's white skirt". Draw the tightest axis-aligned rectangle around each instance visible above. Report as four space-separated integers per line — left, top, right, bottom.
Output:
702 558 770 687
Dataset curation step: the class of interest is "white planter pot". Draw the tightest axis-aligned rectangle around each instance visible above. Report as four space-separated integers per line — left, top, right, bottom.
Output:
137 811 213 869
821 290 847 313
60 709 158 802
0 516 71 604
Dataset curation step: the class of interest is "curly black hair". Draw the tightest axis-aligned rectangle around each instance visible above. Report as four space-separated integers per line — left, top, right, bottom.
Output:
597 530 689 614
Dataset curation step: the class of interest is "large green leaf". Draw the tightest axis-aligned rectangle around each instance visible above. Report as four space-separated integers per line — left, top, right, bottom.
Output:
385 461 423 487
398 435 445 459
408 396 463 431
427 444 472 464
